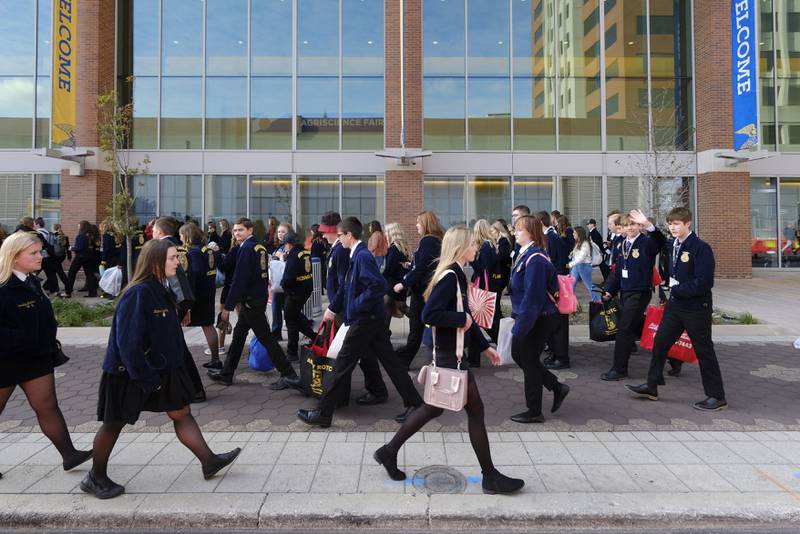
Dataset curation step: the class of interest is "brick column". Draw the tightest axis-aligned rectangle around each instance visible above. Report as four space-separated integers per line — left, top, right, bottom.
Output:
384 0 424 248
693 0 751 278
60 0 115 242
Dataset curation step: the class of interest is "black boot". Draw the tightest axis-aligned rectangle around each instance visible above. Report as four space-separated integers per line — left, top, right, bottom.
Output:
63 449 93 471
482 469 525 494
374 445 406 481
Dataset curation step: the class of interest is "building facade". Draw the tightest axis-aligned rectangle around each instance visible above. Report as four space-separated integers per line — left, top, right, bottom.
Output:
0 0 798 275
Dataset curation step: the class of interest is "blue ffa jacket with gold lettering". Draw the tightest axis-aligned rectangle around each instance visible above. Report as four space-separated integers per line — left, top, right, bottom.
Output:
0 274 58 361
326 241 349 304
329 243 387 325
402 235 441 295
187 241 218 298
224 235 270 311
666 232 715 311
491 236 512 293
421 263 489 356
101 232 123 268
281 246 314 297
470 241 497 287
102 279 188 394
508 245 558 338
604 227 666 296
383 243 409 291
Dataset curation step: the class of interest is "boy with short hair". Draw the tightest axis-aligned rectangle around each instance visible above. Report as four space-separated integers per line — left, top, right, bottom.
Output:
626 207 727 411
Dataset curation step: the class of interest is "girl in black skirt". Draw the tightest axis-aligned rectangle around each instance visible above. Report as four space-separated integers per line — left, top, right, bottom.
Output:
81 239 240 499
0 232 92 481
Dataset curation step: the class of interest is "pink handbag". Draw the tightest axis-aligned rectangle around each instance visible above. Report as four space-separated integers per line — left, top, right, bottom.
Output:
417 270 468 412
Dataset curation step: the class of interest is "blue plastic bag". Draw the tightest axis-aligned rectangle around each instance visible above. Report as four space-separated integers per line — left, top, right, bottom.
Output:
422 327 433 349
248 337 274 372
215 270 225 288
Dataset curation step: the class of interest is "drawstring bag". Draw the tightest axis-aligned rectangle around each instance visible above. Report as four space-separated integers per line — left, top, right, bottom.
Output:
248 337 274 372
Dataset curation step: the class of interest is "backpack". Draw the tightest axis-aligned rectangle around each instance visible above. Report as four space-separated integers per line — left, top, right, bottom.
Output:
590 241 603 267
527 252 578 314
50 232 66 258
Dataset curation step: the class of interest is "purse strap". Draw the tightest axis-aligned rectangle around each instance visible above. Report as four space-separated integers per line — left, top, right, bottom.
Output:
431 269 465 370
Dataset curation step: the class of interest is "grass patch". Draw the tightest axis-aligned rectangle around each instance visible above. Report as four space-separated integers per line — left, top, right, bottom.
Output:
52 299 116 327
712 308 759 325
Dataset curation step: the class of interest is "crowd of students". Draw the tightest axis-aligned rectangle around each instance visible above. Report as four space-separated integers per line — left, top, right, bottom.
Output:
0 202 727 498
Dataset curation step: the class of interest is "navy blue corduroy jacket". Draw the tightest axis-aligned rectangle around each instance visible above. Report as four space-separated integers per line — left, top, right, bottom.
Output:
329 243 388 325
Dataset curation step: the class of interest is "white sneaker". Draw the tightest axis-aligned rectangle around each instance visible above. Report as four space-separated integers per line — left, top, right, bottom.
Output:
204 345 226 356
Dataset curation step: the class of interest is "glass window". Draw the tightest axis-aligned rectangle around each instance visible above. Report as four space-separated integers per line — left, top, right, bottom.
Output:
759 0 775 150
37 0 52 76
468 77 510 150
298 0 339 76
206 77 247 149
424 176 465 229
35 76 50 148
251 77 292 149
513 176 554 213
780 178 800 267
252 0 292 76
298 175 339 239
604 0 646 78
342 77 384 150
751 177 778 267
607 176 694 225
606 77 648 151
651 77 693 151
132 0 159 76
161 175 202 222
342 175 385 229
558 176 602 224
468 0 509 77
132 76 158 149
250 175 292 240
424 0 465 76
130 174 158 227
206 0 247 76
343 0 384 76
778 78 800 150
0 2 34 75
297 77 340 149
424 77 465 150
0 76 34 148
0 174 32 231
513 77 556 150
162 0 203 76
160 77 202 149
558 78 601 150
205 175 247 224
776 3 800 76
466 176 510 225
34 174 60 229
513 0 553 77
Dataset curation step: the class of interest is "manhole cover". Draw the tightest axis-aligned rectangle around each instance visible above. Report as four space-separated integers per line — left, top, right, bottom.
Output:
412 465 467 495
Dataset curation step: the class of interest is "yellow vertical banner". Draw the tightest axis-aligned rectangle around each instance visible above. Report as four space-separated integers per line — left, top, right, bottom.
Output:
51 0 77 147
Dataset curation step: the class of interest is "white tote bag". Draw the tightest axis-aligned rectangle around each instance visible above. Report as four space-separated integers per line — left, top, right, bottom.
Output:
496 316 515 366
99 266 123 296
269 260 286 293
326 324 350 359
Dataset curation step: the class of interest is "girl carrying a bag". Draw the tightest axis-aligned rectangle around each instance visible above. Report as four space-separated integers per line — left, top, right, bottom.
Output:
374 226 524 495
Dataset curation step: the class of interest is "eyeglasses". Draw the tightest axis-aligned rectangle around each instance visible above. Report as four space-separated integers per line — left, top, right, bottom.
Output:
337 233 344 237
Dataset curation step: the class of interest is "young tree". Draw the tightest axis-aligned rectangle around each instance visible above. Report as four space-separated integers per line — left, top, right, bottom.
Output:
96 76 151 278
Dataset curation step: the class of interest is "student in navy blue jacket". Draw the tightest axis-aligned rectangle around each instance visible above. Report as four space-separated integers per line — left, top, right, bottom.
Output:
600 210 666 381
373 226 524 495
208 218 302 390
393 211 444 367
604 212 623 282
627 207 727 412
279 229 317 360
213 240 239 357
511 205 531 260
0 232 92 482
508 216 570 423
82 239 240 499
467 219 498 365
383 222 411 321
298 217 422 428
65 220 99 297
537 211 572 370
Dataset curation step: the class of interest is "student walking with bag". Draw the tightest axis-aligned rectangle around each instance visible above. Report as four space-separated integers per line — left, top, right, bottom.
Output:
373 226 523 495
538 212 571 370
567 226 600 306
508 216 570 423
64 221 99 298
82 240 240 499
279 229 317 361
468 219 498 365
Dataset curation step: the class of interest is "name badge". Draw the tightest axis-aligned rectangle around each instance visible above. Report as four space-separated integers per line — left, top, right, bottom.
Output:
621 269 629 279
669 277 679 287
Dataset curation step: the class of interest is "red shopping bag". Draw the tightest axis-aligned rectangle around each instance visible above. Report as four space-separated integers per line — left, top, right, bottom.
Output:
308 321 336 357
640 304 698 364
652 265 662 287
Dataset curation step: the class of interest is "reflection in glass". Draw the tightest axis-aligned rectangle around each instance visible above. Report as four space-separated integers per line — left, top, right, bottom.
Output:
205 175 247 223
298 175 339 239
37 0 52 76
558 176 602 224
343 0 383 75
342 77 384 150
130 175 158 226
297 77 339 149
206 0 247 76
750 177 778 267
607 175 694 225
423 0 465 76
648 0 692 78
0 2 34 75
132 76 158 148
651 77 693 151
466 176 510 225
0 174 33 230
162 0 203 76
424 77 465 150
160 175 202 222
252 0 292 76
342 176 384 229
35 76 50 148
468 0 509 76
779 179 800 267
513 0 552 77
777 78 800 151
0 77 34 148
250 175 292 240
132 0 159 76
513 77 556 150
161 77 202 149
424 176 465 229
513 176 553 213
759 0 776 150
558 78 601 150
775 3 800 76
206 77 247 149
34 174 60 228
298 0 339 76
603 0 646 78
605 77 648 151
251 77 292 149
468 78 510 150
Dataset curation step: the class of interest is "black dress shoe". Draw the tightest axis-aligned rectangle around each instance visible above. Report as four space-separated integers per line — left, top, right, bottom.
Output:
693 397 727 412
601 370 628 382
373 446 406 481
543 353 555 366
482 469 525 494
544 358 570 370
510 410 545 424
80 473 125 500
63 449 93 471
269 374 303 391
394 405 417 423
355 392 388 406
207 370 233 386
202 360 223 370
668 362 683 377
551 383 570 414
297 408 332 428
625 383 658 401
202 447 242 479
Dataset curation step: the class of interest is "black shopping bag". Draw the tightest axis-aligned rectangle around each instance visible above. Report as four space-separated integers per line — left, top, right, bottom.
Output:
299 322 350 406
589 298 620 342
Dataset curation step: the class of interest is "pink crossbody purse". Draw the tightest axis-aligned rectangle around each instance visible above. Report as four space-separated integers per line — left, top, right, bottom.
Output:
417 270 468 412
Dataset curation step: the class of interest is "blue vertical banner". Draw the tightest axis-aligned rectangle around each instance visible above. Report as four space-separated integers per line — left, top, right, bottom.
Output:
732 0 759 150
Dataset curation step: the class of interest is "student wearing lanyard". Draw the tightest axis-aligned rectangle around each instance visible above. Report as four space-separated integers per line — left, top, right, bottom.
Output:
626 207 727 412
600 210 666 381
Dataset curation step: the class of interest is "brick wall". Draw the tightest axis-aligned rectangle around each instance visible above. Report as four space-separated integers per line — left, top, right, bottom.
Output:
60 169 113 240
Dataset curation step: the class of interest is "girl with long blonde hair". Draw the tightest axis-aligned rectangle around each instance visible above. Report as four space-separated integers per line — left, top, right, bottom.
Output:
467 219 499 364
375 226 524 495
383 223 411 318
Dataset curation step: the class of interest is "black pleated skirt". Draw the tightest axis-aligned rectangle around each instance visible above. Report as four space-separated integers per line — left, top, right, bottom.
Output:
0 354 54 388
188 292 215 326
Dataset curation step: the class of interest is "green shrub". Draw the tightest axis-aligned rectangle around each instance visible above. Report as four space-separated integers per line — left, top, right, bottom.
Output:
52 299 116 327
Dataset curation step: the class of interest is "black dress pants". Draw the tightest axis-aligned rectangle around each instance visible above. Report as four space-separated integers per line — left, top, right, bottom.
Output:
41 257 60 293
611 290 652 373
66 255 97 296
395 291 425 367
319 319 421 417
284 292 317 357
335 314 388 399
548 313 570 360
511 314 560 415
646 301 726 399
221 299 294 379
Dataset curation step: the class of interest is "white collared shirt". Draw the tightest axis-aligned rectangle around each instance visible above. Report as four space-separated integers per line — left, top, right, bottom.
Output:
675 231 693 246
349 240 362 259
13 270 27 282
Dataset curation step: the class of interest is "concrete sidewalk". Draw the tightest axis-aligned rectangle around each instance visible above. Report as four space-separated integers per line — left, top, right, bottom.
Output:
2 430 800 529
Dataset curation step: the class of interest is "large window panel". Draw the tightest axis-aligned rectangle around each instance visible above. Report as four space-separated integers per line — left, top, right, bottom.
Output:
605 77 648 151
298 175 339 239
513 176 553 213
250 77 292 149
342 175 385 229
651 77 693 151
513 0 553 77
132 0 159 76
130 175 158 227
424 0 465 76
343 0 384 76
751 177 778 267
34 174 60 229
648 0 692 78
468 77 510 150
759 0 776 150
607 176 694 225
0 175 32 231
424 77 466 150
160 77 202 149
162 0 203 76
776 3 800 77
558 78 601 150
513 77 556 150
297 77 340 149
0 2 34 76
161 175 202 222
603 0 646 78
0 77 34 148
558 176 602 225
133 76 158 149
468 0 509 77
342 77 384 150
777 78 800 151
205 175 247 224
35 76 50 148
205 77 247 149
250 175 292 240
206 0 247 76
466 176 510 225
298 0 339 76
252 0 292 76
779 179 800 267
424 176 465 229
37 0 51 76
